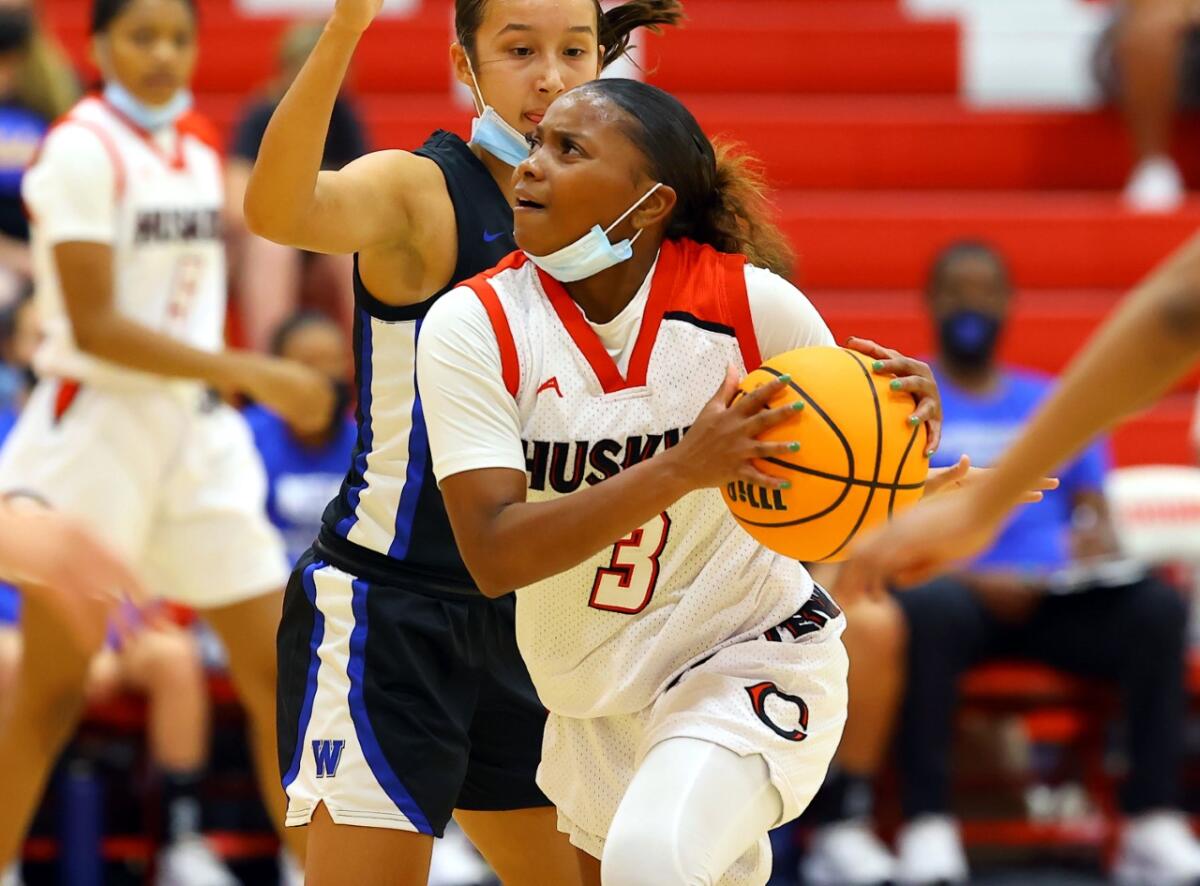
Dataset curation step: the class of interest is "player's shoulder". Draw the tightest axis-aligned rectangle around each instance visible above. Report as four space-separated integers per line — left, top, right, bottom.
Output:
176 110 222 155
35 100 112 160
341 148 444 194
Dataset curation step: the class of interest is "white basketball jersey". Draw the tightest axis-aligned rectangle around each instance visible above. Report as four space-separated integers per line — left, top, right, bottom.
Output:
463 241 816 719
24 97 225 390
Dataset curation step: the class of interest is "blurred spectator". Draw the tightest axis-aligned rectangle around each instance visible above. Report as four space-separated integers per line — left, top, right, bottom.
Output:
0 0 78 308
1110 0 1198 211
244 310 356 564
225 22 368 351
889 241 1200 885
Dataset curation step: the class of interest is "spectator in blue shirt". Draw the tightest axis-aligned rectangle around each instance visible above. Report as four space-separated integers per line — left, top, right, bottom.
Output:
244 311 356 565
890 241 1200 886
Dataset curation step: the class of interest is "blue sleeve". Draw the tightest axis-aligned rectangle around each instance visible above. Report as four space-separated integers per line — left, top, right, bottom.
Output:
1059 436 1111 498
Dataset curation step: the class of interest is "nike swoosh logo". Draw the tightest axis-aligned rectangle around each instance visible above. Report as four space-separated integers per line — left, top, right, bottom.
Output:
483 230 505 243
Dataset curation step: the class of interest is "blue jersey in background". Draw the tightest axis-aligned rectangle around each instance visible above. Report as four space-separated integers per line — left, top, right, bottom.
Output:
931 367 1109 573
243 404 358 565
0 404 20 624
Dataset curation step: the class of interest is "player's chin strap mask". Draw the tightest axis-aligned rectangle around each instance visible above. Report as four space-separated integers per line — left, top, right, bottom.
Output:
526 183 663 283
464 55 530 168
103 81 193 132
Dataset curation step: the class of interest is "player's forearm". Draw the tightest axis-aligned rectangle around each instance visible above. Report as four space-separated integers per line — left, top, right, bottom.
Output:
450 456 694 598
242 17 361 244
74 311 244 389
977 232 1200 521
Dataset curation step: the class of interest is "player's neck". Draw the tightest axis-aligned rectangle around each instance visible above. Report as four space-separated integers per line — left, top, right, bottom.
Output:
476 147 519 206
563 246 660 325
940 357 1000 394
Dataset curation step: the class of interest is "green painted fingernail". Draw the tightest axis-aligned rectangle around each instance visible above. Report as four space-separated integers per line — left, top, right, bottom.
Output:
780 481 792 490
872 360 885 372
925 449 934 458
791 401 805 411
789 441 801 452
778 373 792 383
890 379 902 391
909 415 921 425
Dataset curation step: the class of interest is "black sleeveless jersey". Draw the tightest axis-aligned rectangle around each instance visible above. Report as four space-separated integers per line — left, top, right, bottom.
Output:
317 130 517 593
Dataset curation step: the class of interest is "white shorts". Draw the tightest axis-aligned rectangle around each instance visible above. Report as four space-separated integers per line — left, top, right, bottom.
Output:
0 379 289 609
538 596 849 884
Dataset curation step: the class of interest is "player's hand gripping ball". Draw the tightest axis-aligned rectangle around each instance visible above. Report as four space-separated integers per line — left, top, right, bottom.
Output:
722 347 930 562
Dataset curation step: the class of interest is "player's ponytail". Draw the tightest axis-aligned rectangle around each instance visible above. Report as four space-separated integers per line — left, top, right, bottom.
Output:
597 0 685 69
698 140 795 280
455 0 684 69
583 78 796 279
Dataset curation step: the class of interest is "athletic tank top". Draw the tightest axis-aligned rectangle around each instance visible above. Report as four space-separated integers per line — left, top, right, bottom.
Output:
317 130 516 592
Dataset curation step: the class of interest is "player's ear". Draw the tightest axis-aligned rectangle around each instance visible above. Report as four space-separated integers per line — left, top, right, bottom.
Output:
449 43 480 107
596 46 605 77
633 184 676 232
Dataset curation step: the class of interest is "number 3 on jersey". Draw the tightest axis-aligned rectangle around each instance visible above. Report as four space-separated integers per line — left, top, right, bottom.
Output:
589 512 672 614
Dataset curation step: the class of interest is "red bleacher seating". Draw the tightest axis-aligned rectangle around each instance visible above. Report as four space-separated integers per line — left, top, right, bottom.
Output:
39 0 1200 472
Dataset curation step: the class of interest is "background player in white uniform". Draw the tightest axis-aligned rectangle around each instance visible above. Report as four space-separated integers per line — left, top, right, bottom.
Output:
0 0 335 871
417 80 946 885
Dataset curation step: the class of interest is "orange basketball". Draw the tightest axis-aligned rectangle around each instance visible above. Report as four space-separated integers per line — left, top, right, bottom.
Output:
722 347 930 562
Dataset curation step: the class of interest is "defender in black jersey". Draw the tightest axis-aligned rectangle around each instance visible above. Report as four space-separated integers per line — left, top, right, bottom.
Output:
248 0 684 880
275 128 542 838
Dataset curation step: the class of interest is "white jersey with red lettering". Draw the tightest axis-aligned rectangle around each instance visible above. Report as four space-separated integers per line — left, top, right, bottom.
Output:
1 96 288 610
420 239 850 876
428 239 827 719
22 95 225 392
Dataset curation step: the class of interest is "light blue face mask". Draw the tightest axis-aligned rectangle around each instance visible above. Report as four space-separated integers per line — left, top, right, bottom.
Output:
526 183 663 283
465 55 530 168
103 81 193 132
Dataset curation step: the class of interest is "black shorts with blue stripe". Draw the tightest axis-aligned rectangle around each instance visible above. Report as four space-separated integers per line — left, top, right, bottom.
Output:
276 546 551 836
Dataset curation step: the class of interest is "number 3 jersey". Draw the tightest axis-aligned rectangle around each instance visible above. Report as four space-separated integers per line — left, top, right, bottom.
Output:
22 96 225 391
419 238 836 719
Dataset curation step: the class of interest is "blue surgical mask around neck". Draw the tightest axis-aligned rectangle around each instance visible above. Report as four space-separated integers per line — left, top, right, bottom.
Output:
465 55 530 167
103 81 193 132
526 183 664 283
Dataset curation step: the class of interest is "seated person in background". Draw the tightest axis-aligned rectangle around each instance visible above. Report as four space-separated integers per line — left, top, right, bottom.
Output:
794 561 908 886
892 240 1200 886
1110 0 1199 211
225 23 369 351
84 607 238 886
244 311 356 564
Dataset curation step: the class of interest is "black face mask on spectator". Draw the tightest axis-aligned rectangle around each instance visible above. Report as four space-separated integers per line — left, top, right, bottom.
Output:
938 308 1001 370
0 9 32 55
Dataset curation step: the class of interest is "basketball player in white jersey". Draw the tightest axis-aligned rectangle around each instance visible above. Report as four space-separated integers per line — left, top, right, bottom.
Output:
416 80 947 885
0 0 334 873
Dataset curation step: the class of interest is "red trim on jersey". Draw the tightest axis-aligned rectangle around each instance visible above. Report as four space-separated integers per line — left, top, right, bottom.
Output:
25 113 128 220
534 240 686 394
98 97 188 170
461 277 520 399
722 254 761 370
53 379 82 423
